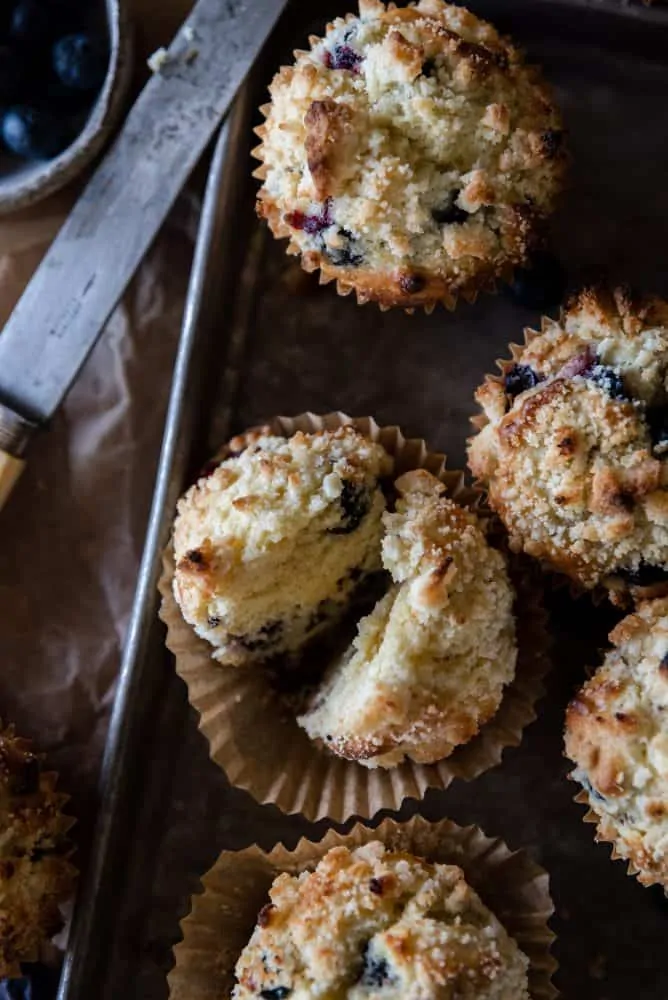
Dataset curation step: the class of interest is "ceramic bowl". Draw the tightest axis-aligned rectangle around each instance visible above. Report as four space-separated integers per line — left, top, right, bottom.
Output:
0 0 133 215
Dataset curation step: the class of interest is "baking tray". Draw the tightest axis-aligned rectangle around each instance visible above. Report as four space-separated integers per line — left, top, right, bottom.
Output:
57 1 668 997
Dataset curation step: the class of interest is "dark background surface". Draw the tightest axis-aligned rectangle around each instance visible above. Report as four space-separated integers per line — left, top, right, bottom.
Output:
65 1 668 997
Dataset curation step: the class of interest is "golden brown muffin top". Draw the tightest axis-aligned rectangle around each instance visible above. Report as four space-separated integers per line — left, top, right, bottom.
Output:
469 287 668 599
565 598 668 887
233 842 529 998
255 0 566 308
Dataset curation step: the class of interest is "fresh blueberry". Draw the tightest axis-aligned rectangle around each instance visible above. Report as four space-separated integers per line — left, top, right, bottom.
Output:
1 105 72 159
10 0 53 47
0 977 32 1000
0 45 25 103
431 191 468 226
14 963 60 1000
53 33 108 92
587 365 628 401
504 364 542 400
646 408 668 456
329 482 371 534
259 990 291 1000
505 251 566 311
618 562 668 587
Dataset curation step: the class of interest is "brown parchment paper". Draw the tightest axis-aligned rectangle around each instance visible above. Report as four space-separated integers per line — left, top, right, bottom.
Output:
0 0 195 852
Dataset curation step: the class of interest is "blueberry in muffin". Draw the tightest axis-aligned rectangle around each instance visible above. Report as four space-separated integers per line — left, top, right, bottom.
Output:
299 470 517 767
172 427 393 667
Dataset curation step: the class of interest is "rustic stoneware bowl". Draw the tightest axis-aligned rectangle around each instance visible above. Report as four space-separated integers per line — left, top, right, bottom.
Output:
0 0 133 215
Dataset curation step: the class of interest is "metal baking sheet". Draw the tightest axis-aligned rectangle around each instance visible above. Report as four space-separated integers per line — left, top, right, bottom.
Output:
59 1 668 997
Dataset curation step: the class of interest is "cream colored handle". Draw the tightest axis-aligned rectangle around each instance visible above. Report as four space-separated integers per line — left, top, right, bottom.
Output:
0 449 25 511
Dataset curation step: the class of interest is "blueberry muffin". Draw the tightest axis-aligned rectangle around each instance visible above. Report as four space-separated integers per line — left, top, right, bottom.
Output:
232 841 530 998
0 728 75 975
469 286 668 602
172 427 393 667
253 0 566 310
565 598 668 888
299 470 517 767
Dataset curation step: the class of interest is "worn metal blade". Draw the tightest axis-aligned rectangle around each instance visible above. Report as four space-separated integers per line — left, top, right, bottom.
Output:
0 0 286 426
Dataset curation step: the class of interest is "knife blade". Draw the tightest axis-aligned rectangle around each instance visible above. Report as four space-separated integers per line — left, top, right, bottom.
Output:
0 0 288 508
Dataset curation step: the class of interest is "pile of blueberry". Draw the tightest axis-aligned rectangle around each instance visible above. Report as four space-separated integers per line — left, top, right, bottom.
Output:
0 962 60 999
0 0 109 163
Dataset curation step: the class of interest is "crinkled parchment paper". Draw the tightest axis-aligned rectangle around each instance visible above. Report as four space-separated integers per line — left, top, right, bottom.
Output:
0 0 195 848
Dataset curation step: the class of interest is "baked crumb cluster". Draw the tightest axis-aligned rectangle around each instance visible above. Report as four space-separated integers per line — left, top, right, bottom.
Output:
255 0 566 308
232 842 530 999
173 427 392 667
299 469 516 767
0 728 74 975
469 287 668 599
565 598 668 888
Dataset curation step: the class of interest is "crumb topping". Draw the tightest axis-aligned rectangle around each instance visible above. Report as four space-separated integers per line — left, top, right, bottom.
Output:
0 728 74 975
469 287 668 593
299 470 517 767
232 842 529 998
172 427 392 666
255 0 566 307
565 598 668 887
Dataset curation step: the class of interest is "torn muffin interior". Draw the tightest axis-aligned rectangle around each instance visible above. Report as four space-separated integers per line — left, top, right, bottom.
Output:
172 426 394 667
255 0 566 306
469 286 668 598
298 469 517 767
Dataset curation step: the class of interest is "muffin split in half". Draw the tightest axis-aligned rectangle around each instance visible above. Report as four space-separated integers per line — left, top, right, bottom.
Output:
300 469 517 767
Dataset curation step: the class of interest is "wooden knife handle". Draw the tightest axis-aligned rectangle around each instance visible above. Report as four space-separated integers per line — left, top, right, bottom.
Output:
0 449 25 510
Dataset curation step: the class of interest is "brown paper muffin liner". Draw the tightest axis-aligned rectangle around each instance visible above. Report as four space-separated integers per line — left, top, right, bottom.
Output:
159 412 551 822
167 815 558 1000
0 725 77 976
571 785 664 890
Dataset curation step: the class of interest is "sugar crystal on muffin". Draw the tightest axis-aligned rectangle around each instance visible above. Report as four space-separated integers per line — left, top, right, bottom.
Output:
565 598 668 888
172 426 393 667
299 469 517 766
469 286 668 601
254 0 566 310
232 842 530 998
